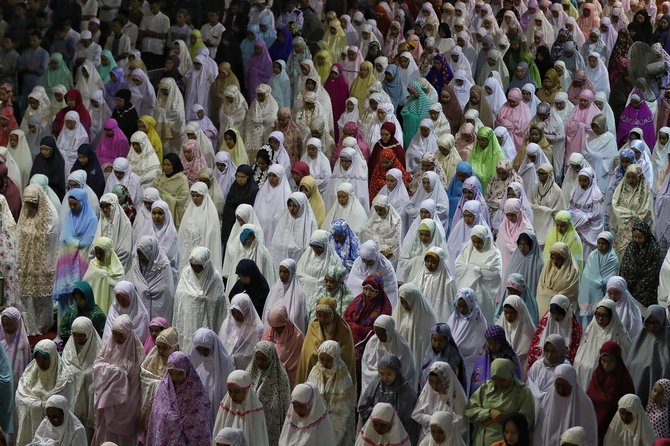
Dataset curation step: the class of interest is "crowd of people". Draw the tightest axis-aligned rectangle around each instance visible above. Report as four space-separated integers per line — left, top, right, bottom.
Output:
1 0 670 445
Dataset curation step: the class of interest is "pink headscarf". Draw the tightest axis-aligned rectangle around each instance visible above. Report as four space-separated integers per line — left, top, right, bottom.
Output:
0 307 31 385
262 305 305 387
564 89 600 168
91 314 144 444
97 118 130 167
496 198 533 270
576 4 600 39
146 351 213 444
567 69 596 105
143 316 169 354
179 139 208 185
333 122 370 164
494 88 531 147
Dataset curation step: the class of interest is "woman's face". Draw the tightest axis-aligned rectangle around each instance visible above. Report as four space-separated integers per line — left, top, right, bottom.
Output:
152 207 165 225
336 191 349 207
190 191 204 206
660 132 669 145
503 420 520 445
578 174 590 189
339 157 352 170
471 235 484 250
162 158 174 175
503 306 518 324
378 365 397 386
385 175 397 190
235 171 249 186
286 198 301 216
422 177 432 193
477 135 489 149
594 306 612 328
588 56 598 68
550 252 565 268
625 171 639 187
380 129 391 143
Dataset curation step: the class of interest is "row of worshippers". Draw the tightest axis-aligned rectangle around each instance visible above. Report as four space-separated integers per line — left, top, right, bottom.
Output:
2 270 670 446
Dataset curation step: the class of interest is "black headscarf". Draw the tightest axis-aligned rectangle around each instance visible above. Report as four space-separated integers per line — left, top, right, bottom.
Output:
161 55 185 95
163 153 184 177
534 45 554 80
632 11 654 44
111 88 139 140
229 258 270 316
71 143 105 198
221 164 259 247
30 136 66 200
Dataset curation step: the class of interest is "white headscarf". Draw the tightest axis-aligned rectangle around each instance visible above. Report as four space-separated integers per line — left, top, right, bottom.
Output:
189 327 236 418
155 77 186 141
454 225 502 323
61 317 102 429
220 85 249 134
398 218 449 282
222 204 265 274
300 137 332 195
214 151 237 199
397 52 421 105
222 224 276 298
129 235 175 322
129 68 156 116
15 339 73 446
8 129 33 188
254 164 293 242
218 294 265 370
567 166 605 247
56 110 89 173
270 192 318 269
128 131 161 186
411 361 468 443
534 364 598 445
325 146 369 212
360 315 417 396
338 97 360 135
102 281 150 344
173 247 228 351
573 299 631 389
96 193 131 266
263 258 308 332
377 168 410 214
362 194 402 267
406 119 439 175
446 287 487 379
296 230 342 301
149 200 180 280
212 369 270 446
449 69 474 109
355 403 411 446
605 276 643 340
278 382 337 446
393 283 438 373
496 295 536 369
178 182 223 271
346 240 399 307
602 394 657 446
31 395 88 446
539 294 575 348
584 52 610 97
484 77 507 116
323 182 369 236
447 200 486 271
406 171 451 232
